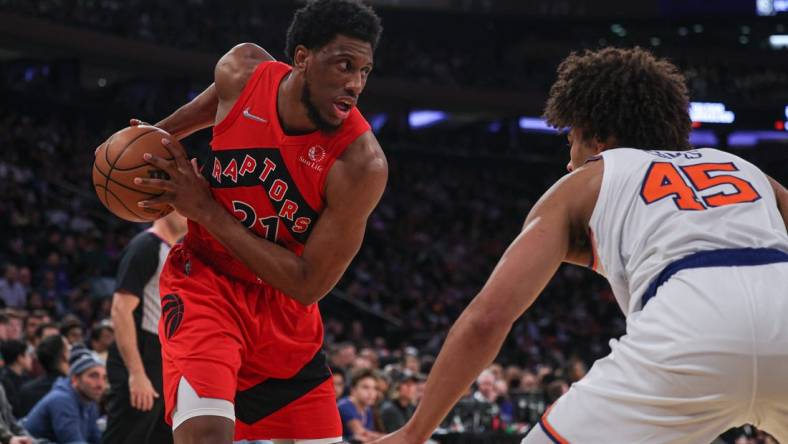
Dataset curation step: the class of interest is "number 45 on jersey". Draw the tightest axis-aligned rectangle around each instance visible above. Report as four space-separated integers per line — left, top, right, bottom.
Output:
640 162 761 210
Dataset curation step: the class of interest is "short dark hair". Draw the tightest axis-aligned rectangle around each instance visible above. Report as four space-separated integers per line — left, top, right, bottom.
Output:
60 318 83 336
1 339 27 364
35 322 59 340
285 0 382 63
543 47 691 150
350 368 378 388
90 324 113 342
37 334 66 375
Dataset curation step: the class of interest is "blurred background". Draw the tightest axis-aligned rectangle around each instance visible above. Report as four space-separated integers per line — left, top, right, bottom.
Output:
0 0 785 442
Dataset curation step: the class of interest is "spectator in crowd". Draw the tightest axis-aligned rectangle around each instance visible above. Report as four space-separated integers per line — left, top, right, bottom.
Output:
402 348 420 374
24 345 105 444
26 323 61 379
5 312 23 342
0 384 33 444
0 340 31 418
331 342 358 373
0 314 8 351
18 334 69 417
494 379 514 425
331 367 346 400
472 369 497 404
88 322 113 362
22 311 49 351
338 368 383 443
544 378 569 405
60 317 84 345
31 323 59 348
0 265 26 309
519 370 539 393
379 370 422 433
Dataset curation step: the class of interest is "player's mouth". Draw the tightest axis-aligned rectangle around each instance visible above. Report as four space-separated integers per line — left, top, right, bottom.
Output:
332 97 355 119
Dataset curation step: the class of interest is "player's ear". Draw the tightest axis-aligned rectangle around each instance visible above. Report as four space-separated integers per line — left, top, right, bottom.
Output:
594 136 617 153
293 45 310 72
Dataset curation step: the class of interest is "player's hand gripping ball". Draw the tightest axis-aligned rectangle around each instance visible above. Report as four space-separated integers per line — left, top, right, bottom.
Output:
93 125 186 222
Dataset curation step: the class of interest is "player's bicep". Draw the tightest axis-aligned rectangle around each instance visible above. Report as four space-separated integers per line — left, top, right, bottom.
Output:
214 43 274 102
469 192 572 327
300 139 387 296
470 169 598 326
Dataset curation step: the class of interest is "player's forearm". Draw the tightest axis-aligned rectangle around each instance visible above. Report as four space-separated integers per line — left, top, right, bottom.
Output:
155 83 218 140
199 206 324 305
111 306 146 375
403 310 512 442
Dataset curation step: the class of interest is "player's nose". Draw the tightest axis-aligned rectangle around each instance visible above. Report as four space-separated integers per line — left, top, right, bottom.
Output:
566 161 574 173
345 72 364 96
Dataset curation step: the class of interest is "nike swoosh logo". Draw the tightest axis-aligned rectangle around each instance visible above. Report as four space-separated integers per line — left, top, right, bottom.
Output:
242 107 268 123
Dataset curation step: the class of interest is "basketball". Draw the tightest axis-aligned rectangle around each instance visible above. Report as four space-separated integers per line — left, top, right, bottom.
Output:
92 125 184 222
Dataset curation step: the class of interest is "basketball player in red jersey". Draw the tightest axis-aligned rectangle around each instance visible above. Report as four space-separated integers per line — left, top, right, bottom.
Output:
130 1 385 443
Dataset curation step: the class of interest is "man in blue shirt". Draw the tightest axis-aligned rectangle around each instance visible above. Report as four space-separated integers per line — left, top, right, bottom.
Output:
24 345 106 444
337 368 382 443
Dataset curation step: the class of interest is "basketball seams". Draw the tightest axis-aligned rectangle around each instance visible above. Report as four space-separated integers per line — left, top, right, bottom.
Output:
93 166 162 199
108 127 158 170
111 130 174 171
95 183 150 222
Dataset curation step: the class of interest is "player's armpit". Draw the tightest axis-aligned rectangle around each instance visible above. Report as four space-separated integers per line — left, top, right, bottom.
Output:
214 43 275 103
767 175 788 232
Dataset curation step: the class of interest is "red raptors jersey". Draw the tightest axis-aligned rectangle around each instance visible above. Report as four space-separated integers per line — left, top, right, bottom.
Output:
185 61 370 282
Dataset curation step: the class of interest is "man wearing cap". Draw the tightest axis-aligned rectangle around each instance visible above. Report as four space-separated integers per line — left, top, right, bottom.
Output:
23 345 106 444
379 370 422 433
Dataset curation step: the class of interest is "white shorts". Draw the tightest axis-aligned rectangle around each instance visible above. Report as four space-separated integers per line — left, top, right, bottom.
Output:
172 377 342 444
523 263 788 444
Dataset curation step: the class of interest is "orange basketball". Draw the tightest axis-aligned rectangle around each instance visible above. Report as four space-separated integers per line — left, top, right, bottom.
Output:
92 125 185 222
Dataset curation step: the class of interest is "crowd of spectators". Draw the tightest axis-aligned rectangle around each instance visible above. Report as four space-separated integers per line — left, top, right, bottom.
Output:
0 2 784 442
0 103 779 442
2 0 788 105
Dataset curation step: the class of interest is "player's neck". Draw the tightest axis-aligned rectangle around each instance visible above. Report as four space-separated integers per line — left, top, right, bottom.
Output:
277 72 318 134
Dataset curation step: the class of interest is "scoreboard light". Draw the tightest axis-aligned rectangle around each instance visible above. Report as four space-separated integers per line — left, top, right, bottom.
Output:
518 117 558 133
689 102 735 124
769 35 788 48
758 0 788 15
409 110 447 129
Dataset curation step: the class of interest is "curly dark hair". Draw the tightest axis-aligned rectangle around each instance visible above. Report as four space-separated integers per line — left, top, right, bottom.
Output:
285 0 382 63
543 47 691 150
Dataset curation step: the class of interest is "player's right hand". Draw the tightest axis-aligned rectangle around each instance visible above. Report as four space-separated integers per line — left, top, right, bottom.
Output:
129 371 159 411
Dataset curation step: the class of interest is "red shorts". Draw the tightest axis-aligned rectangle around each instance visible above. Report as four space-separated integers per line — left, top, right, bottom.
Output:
158 243 341 440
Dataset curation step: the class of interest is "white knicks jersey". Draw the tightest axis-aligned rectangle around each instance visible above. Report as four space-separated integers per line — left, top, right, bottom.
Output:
588 147 788 316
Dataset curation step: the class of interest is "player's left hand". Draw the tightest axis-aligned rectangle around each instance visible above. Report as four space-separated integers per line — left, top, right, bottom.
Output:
134 138 219 223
